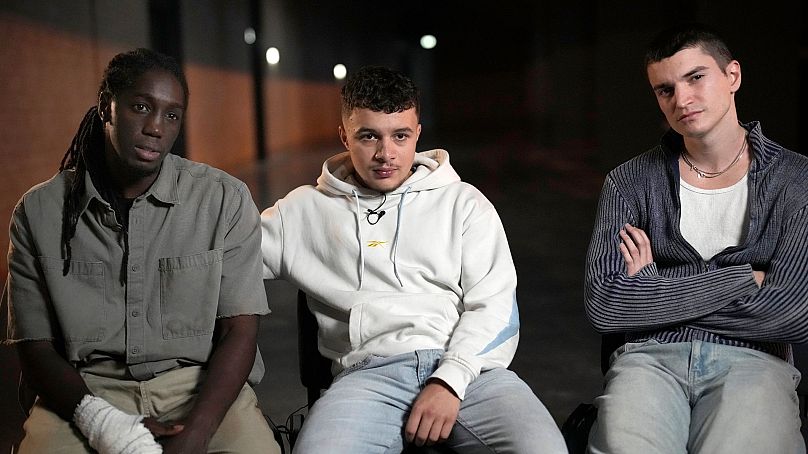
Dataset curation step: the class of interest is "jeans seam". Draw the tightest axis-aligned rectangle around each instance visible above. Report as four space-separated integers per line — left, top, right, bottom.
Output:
453 415 498 453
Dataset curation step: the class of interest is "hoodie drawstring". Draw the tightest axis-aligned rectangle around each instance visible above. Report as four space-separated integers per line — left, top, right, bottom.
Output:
391 186 411 287
351 189 365 289
352 187 411 289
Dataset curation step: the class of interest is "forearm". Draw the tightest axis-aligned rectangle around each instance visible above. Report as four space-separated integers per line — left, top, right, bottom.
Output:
17 340 91 421
179 315 259 436
585 262 759 333
688 207 808 343
690 276 808 343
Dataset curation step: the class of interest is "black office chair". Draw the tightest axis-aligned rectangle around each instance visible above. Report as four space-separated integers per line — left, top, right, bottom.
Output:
560 333 622 453
561 335 808 454
296 290 456 454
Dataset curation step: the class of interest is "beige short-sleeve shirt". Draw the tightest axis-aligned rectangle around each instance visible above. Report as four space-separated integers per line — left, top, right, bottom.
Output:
6 154 269 383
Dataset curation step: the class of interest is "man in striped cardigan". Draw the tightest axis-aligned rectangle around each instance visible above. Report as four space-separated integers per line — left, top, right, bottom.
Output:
585 24 807 454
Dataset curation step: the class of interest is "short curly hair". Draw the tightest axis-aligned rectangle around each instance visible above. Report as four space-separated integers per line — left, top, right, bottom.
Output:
341 66 419 118
644 23 733 72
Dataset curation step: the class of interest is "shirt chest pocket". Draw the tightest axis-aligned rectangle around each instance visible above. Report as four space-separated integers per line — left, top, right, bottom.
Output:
159 248 223 339
38 257 106 343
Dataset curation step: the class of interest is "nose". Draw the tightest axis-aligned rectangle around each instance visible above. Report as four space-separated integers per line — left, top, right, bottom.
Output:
143 113 162 137
673 84 693 109
374 137 395 161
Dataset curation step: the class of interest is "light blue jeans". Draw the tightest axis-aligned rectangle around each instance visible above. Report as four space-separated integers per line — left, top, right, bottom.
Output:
587 340 803 454
293 349 568 453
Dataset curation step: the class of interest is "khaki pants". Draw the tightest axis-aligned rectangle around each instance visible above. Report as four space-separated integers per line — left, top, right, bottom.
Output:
18 363 281 454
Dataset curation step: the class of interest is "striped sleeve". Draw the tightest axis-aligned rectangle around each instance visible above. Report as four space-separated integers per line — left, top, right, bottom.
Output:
691 205 808 343
584 176 759 334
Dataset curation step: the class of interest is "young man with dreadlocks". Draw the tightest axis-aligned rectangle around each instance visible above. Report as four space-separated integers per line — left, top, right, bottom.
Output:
4 49 280 454
260 66 567 453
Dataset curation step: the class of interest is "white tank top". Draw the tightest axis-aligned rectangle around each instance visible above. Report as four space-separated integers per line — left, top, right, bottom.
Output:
679 175 749 260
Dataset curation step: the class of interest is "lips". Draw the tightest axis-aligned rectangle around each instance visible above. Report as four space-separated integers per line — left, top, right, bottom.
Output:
373 167 397 178
678 110 702 122
134 145 162 162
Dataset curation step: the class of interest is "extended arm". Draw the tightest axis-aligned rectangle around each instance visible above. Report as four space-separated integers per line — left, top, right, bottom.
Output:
160 315 259 453
585 177 759 333
18 340 90 420
405 191 517 444
159 181 270 452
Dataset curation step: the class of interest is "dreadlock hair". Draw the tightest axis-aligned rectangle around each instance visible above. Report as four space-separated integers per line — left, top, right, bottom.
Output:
340 66 420 119
59 48 188 275
644 23 734 73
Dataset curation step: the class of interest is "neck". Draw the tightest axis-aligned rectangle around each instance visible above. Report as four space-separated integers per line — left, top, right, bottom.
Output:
681 122 747 170
103 154 160 199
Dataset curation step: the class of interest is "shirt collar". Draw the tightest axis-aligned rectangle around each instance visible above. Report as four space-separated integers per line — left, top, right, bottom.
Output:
76 154 180 215
660 121 780 175
146 153 180 205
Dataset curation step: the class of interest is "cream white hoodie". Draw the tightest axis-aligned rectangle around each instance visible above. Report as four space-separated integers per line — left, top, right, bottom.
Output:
261 149 519 399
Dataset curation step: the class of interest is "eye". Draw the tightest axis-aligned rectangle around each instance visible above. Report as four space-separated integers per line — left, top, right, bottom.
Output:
166 111 181 121
133 103 149 112
394 133 409 141
359 133 377 141
655 87 673 98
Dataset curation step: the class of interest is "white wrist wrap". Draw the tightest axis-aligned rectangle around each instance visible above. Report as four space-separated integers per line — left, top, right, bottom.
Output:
73 395 162 454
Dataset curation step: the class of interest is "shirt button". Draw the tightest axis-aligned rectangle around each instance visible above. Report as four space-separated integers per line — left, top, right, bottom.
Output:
131 346 140 354
131 264 140 272
131 310 140 317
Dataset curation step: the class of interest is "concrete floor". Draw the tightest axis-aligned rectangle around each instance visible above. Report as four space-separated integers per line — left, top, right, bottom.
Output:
0 134 607 452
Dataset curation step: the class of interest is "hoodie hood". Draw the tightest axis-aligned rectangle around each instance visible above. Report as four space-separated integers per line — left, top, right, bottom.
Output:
315 149 460 289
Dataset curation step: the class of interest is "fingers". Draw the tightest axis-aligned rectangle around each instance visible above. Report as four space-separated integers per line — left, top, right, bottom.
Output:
405 381 459 446
752 270 766 288
620 224 653 276
142 417 184 438
404 411 420 444
405 410 451 446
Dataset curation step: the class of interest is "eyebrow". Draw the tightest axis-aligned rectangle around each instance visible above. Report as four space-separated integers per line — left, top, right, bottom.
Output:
651 65 710 92
354 126 415 135
682 65 709 79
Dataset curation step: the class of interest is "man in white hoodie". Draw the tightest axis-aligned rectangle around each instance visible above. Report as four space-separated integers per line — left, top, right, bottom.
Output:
261 66 567 453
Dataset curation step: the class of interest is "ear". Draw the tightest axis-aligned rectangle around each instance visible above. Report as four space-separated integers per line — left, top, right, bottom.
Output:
338 125 349 150
416 124 422 141
726 60 741 94
97 91 112 123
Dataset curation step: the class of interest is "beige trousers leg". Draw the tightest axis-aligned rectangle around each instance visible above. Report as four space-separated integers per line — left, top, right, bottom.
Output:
18 365 280 454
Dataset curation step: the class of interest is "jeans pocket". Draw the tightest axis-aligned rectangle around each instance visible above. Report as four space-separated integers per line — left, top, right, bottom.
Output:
333 355 377 383
610 338 660 366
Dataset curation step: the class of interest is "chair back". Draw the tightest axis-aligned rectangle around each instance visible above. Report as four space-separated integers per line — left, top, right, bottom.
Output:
296 290 333 408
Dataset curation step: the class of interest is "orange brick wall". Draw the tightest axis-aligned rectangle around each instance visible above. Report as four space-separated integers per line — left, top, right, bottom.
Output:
183 64 257 173
265 78 342 154
0 13 133 279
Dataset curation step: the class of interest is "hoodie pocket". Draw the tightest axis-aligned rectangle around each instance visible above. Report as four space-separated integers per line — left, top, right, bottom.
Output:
348 293 459 353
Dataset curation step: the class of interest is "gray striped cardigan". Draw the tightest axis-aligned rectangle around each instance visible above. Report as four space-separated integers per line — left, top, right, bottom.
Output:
585 121 808 362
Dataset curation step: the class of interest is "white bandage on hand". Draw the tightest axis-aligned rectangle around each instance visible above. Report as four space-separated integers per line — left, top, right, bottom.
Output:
73 395 163 454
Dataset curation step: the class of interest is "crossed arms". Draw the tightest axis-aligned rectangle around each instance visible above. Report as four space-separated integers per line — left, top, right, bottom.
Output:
585 176 808 344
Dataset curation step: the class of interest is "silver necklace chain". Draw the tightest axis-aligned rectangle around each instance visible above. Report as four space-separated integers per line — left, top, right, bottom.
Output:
681 134 748 179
